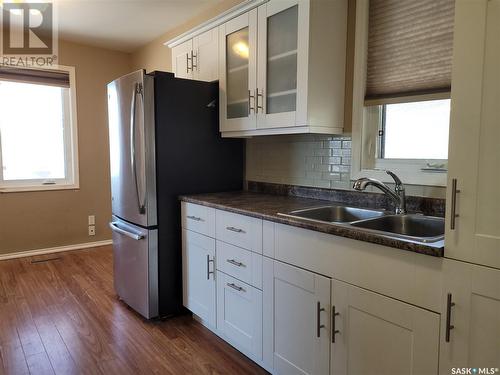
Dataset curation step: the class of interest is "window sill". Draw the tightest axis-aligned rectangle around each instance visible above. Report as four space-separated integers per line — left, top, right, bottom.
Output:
0 184 80 193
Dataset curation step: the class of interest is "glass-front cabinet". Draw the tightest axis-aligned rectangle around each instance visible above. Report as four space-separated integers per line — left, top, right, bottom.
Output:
219 11 257 132
257 1 299 129
219 0 348 136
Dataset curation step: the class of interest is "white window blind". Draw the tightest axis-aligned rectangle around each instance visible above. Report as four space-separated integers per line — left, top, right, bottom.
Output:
365 0 455 102
0 67 70 88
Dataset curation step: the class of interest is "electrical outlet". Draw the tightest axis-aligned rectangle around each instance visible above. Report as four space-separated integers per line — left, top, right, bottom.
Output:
88 225 95 236
88 215 95 226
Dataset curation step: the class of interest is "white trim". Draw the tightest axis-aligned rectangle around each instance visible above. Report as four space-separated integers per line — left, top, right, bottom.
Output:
0 184 79 193
165 0 268 48
0 240 113 261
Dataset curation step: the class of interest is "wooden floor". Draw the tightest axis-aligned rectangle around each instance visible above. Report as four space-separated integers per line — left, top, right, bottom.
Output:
0 246 268 375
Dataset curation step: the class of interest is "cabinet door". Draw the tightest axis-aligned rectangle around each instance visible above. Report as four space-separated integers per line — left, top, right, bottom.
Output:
219 10 258 132
446 0 500 268
172 39 193 79
216 271 263 359
182 229 216 327
263 258 331 375
192 27 219 82
331 280 440 375
256 0 304 129
439 260 500 374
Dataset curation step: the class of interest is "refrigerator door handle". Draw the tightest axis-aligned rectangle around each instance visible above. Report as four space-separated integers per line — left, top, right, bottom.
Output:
109 222 145 241
130 82 146 214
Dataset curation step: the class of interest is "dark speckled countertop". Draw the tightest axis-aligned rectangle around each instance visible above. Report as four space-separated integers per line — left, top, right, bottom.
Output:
180 190 445 257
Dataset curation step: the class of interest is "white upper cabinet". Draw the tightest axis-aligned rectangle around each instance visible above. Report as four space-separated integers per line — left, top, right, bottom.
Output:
219 10 258 133
192 28 219 82
171 39 193 80
439 259 500 374
256 1 299 130
445 0 500 269
171 27 219 82
220 0 348 137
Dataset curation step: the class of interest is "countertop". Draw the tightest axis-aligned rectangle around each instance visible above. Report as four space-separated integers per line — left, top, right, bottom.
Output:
180 191 444 257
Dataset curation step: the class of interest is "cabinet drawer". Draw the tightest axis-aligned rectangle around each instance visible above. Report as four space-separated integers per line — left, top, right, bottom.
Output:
216 271 263 360
216 241 262 289
216 210 262 253
181 202 215 237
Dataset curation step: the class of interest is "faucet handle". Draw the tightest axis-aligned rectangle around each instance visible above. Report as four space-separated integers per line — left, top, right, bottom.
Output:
386 171 404 190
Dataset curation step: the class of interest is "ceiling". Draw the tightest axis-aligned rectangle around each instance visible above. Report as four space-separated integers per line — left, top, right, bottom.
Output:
55 0 223 53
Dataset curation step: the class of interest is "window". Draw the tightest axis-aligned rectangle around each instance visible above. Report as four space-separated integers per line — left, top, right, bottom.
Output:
0 66 78 191
351 0 455 186
378 99 450 160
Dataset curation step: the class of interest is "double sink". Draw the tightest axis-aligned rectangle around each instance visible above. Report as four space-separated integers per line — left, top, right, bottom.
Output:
279 205 444 244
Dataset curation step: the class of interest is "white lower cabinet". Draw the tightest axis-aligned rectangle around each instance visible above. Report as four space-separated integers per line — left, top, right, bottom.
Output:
263 258 331 375
439 259 500 374
181 229 216 327
216 271 263 360
181 204 489 375
331 280 440 375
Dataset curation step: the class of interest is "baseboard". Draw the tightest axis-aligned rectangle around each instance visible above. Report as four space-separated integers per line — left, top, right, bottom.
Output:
0 239 113 261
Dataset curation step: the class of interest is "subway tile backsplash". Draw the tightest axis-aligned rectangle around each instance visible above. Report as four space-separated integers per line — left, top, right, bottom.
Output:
245 134 446 199
246 134 353 190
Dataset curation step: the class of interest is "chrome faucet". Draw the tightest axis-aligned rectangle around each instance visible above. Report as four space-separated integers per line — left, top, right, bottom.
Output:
353 171 407 214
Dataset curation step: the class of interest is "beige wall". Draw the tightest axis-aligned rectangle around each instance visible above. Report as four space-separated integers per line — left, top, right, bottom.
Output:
0 0 245 256
131 0 244 72
0 40 131 255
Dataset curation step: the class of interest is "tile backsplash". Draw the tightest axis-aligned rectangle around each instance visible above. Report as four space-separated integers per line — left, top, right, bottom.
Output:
245 134 446 199
246 134 353 190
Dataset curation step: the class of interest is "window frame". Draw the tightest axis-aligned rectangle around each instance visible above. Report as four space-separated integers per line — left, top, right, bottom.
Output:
0 65 79 193
350 0 448 187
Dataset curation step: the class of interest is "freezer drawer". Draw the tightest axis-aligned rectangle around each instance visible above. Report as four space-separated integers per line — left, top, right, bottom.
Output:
110 216 158 319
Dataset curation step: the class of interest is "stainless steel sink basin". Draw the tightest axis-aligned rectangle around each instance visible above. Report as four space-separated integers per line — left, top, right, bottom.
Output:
279 205 387 223
350 214 445 242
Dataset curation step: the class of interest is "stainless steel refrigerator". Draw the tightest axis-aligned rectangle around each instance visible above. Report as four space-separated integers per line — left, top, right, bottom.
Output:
107 70 243 319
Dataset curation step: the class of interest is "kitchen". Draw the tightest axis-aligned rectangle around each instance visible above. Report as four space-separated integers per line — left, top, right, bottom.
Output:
0 0 498 374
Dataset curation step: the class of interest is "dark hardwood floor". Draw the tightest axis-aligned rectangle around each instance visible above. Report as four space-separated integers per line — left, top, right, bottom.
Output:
0 246 268 375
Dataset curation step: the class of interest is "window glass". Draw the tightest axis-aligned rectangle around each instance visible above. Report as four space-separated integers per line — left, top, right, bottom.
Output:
382 99 450 160
0 80 67 181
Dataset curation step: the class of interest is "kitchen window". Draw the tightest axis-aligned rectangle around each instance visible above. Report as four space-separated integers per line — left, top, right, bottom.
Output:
0 66 79 192
351 0 455 186
378 100 450 160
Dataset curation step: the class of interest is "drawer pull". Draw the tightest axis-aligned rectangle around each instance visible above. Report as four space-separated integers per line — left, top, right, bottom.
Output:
206 255 215 280
187 215 203 222
227 282 245 292
226 259 245 267
226 226 245 233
